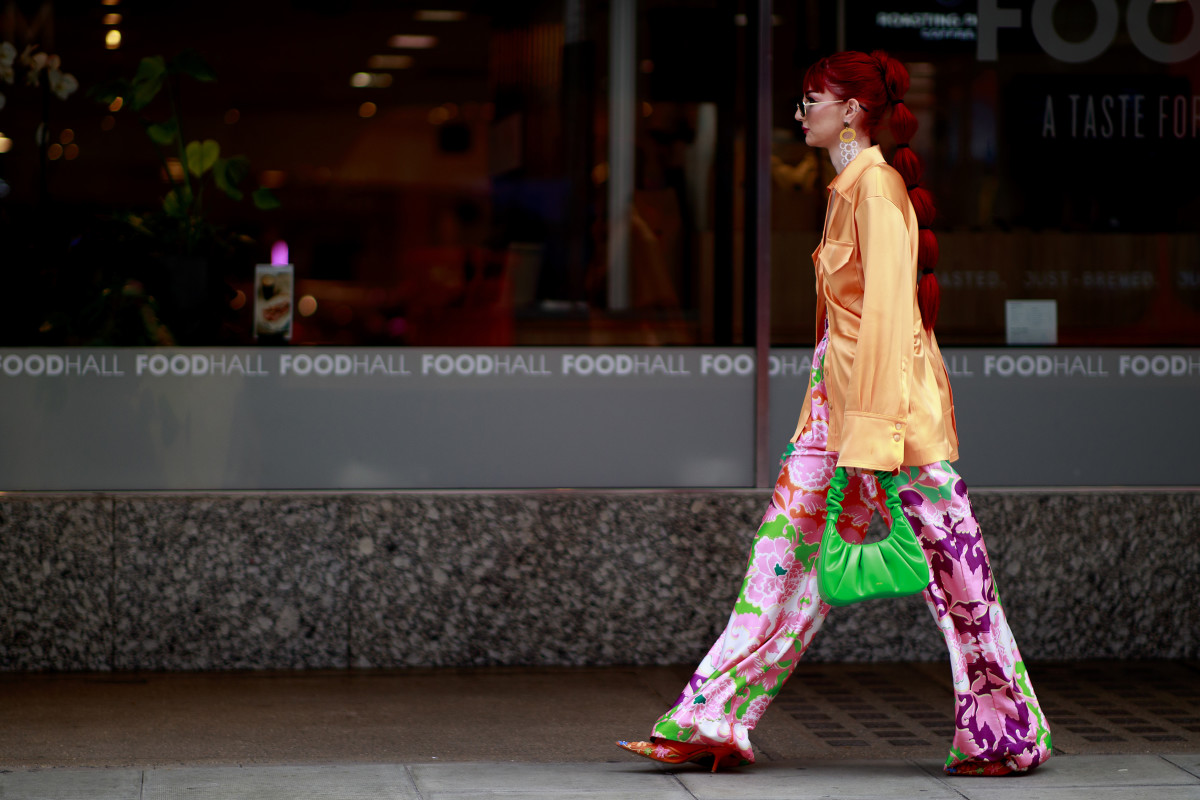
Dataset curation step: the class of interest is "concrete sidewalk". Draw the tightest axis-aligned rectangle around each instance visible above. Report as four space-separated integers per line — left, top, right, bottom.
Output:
4 755 1200 799
3 662 1200 798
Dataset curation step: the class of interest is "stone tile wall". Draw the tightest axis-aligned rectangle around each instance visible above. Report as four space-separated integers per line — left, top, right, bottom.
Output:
0 497 112 671
112 497 351 671
1 490 1196 671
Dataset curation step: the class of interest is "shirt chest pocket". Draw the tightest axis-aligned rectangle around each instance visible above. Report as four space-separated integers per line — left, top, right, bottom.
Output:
817 239 863 313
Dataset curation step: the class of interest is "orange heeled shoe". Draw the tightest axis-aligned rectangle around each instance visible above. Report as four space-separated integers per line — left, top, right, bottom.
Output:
615 739 742 772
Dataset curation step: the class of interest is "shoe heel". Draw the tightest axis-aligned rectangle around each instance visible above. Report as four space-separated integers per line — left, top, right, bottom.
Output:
706 745 739 772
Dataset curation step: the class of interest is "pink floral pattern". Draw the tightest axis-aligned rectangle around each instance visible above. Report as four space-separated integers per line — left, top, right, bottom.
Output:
744 536 804 611
740 695 771 727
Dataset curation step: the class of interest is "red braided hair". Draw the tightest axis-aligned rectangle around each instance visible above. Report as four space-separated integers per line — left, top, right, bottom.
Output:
803 50 940 331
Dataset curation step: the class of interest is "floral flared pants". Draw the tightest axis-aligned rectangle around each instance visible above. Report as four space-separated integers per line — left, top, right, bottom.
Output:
651 335 1052 775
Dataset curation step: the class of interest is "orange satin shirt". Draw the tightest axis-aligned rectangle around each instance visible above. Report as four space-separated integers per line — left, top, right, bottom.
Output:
790 145 959 471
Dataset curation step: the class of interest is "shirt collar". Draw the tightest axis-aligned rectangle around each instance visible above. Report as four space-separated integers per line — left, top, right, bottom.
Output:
827 144 885 196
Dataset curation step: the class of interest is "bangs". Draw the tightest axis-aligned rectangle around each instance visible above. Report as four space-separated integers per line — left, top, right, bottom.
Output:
802 58 833 97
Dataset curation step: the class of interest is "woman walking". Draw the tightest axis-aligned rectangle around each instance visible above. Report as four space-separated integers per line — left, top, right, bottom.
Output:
617 50 1051 777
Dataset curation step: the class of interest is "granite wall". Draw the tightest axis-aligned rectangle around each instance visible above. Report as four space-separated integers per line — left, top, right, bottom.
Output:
1 490 1196 672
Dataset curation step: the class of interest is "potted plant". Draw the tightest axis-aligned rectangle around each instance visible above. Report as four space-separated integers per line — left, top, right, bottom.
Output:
86 50 279 344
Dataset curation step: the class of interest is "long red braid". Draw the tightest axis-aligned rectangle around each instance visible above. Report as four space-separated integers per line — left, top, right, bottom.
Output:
804 50 940 331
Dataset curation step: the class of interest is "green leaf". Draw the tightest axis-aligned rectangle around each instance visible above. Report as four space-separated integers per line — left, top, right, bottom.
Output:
122 213 153 236
184 139 220 177
134 55 168 83
162 186 193 218
130 56 167 111
252 187 281 210
170 49 217 82
145 118 179 146
213 155 250 201
87 78 132 106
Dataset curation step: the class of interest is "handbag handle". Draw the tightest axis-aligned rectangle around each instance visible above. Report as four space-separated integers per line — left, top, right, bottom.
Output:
825 467 904 523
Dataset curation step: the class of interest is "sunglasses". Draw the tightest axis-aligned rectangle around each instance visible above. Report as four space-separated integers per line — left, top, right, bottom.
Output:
794 98 867 118
795 98 845 117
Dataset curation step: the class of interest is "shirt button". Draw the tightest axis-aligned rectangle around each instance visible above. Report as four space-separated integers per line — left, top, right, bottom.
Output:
895 423 902 430
893 433 901 442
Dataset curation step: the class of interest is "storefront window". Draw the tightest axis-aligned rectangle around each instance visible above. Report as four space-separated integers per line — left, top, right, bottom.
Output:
3 1 1196 349
0 0 749 347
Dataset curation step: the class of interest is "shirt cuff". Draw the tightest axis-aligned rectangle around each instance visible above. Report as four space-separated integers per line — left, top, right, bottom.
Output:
836 412 905 471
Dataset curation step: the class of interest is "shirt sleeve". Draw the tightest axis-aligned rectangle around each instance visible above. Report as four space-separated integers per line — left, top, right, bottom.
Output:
836 194 915 471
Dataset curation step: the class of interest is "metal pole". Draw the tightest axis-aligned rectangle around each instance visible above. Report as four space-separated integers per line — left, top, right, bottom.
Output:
564 0 593 302
607 0 635 311
749 0 773 488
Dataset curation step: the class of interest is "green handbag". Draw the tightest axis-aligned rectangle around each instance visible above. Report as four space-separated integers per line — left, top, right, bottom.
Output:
816 467 931 607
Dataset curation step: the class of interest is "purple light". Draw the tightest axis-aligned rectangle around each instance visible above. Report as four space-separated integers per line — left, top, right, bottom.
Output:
271 240 289 265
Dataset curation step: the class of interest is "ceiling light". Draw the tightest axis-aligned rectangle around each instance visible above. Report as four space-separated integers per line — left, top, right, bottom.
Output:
388 34 438 49
414 10 464 21
351 72 393 88
367 54 414 69
103 13 122 24
105 29 121 49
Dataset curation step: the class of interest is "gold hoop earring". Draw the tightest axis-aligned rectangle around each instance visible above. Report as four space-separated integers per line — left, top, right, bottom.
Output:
839 123 859 166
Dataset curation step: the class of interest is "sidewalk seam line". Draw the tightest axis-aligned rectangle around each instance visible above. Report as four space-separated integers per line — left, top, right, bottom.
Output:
666 770 699 799
403 763 426 800
907 758 970 800
1157 752 1200 782
1159 753 1200 780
